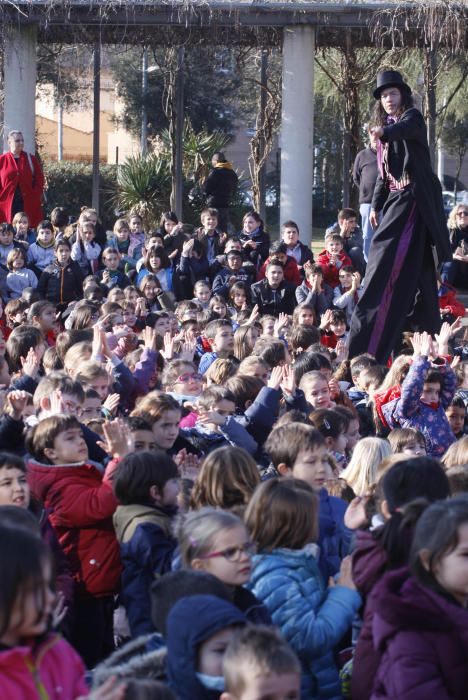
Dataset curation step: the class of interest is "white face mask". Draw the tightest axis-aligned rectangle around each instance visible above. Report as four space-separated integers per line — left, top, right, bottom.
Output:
196 671 226 692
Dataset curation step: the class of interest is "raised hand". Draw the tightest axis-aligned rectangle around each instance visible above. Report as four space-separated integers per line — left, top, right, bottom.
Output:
97 418 134 459
335 338 349 363
280 364 296 396
162 331 175 360
319 308 333 330
344 496 370 530
267 365 283 390
274 312 289 336
102 393 120 416
142 326 158 352
4 390 30 420
20 347 40 378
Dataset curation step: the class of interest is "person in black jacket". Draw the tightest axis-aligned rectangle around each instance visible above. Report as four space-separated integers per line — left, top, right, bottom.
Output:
239 211 270 270
349 70 450 364
353 127 379 261
251 260 296 317
204 152 239 232
37 239 83 309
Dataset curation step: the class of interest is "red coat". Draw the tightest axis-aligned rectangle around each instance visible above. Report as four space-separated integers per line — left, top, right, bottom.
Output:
0 151 44 226
27 457 122 597
258 255 301 286
438 283 466 319
316 249 352 288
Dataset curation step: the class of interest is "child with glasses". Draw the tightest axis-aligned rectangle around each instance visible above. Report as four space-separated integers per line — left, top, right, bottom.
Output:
178 506 271 624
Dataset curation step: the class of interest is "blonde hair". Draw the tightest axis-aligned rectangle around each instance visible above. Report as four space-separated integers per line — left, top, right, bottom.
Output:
6 248 25 270
63 341 92 377
189 446 260 515
448 203 468 231
441 436 468 470
341 437 391 496
74 360 108 385
178 507 245 567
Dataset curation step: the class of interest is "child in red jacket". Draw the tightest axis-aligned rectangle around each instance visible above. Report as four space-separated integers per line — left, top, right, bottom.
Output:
257 241 301 286
438 280 466 323
26 414 128 668
316 234 352 288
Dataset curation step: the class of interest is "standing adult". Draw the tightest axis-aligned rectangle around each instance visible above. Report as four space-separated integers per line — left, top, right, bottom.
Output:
353 127 379 261
348 70 450 364
204 151 238 232
0 130 45 227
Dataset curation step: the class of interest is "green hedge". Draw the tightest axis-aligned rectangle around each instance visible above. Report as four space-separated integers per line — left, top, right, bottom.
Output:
43 161 118 229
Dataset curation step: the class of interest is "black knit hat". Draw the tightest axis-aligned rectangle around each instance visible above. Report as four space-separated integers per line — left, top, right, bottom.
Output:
374 70 412 99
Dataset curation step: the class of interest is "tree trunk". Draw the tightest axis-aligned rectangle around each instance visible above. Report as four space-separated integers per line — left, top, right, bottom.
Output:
424 48 437 168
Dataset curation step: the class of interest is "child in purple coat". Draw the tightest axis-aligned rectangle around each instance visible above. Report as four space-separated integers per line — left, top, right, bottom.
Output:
382 330 456 457
370 497 468 700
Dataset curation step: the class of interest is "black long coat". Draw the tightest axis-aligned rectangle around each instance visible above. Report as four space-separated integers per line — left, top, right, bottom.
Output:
372 108 450 263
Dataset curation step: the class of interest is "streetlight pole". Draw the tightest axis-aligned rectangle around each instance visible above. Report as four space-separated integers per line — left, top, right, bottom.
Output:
141 47 148 156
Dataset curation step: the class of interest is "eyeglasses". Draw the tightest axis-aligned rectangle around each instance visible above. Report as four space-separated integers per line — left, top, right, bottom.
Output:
456 212 467 217
201 541 256 562
176 372 202 383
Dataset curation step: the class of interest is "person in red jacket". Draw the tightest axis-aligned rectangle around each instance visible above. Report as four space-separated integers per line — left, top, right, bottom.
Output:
438 280 466 323
257 241 301 286
0 130 44 227
26 414 126 668
316 234 352 288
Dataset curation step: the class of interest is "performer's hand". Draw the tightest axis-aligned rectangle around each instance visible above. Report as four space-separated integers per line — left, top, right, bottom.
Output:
370 126 384 139
370 210 379 230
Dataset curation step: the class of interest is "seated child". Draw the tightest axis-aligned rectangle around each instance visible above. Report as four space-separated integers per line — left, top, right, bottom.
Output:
97 247 131 290
316 233 352 288
199 319 235 375
195 207 225 263
245 478 361 699
319 308 348 350
221 626 301 700
37 239 84 307
166 595 246 700
326 207 366 275
265 422 351 578
257 241 301 286
26 414 123 668
382 331 457 458
212 250 254 299
26 220 56 275
71 220 101 275
281 219 314 274
180 385 257 456
178 507 271 624
333 265 363 325
5 248 38 300
107 217 143 273
192 280 212 309
251 261 296 317
12 210 35 245
177 238 210 298
113 450 179 637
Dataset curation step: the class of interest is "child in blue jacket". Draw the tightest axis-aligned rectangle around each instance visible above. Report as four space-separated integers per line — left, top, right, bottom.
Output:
245 478 361 700
112 451 179 637
265 422 352 579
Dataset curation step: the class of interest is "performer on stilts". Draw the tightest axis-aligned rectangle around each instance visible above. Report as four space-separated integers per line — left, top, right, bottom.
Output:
348 69 451 364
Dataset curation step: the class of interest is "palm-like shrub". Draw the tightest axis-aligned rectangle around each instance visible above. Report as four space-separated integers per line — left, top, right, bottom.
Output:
159 121 229 183
114 154 171 230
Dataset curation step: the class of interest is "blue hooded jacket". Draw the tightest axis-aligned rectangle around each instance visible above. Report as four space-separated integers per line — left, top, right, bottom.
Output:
166 595 246 700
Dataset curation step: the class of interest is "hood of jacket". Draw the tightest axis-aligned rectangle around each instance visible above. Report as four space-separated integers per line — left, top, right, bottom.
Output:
113 503 176 544
250 543 321 584
93 634 167 688
166 594 246 700
372 567 468 653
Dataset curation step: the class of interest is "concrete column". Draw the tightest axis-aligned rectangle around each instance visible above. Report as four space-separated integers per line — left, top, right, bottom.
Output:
3 25 37 153
280 25 314 245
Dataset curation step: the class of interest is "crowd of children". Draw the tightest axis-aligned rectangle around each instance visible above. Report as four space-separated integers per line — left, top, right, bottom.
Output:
0 200 468 700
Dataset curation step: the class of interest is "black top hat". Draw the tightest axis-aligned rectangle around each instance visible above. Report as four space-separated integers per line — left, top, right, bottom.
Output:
373 70 412 99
